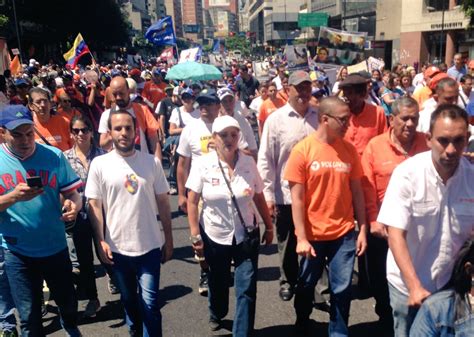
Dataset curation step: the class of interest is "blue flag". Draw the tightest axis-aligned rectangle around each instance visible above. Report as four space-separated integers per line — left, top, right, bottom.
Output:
145 16 176 46
212 39 226 54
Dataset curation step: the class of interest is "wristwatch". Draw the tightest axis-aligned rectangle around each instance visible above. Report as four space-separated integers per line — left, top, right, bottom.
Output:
189 234 202 244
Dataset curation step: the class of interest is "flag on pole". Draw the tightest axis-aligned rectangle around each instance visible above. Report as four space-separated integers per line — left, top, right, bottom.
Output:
212 39 226 54
145 16 176 46
10 55 21 75
63 33 91 67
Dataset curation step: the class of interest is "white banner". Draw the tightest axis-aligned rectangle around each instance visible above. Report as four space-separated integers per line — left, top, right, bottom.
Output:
178 47 201 63
285 44 309 71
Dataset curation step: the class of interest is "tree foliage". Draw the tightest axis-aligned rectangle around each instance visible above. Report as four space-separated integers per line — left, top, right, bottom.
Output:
460 0 474 25
224 36 251 56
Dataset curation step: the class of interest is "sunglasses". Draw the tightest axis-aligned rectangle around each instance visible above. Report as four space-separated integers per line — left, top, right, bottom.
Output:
71 127 91 135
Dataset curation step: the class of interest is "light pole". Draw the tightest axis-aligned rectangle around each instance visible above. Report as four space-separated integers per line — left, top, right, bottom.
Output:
440 0 445 62
12 0 23 63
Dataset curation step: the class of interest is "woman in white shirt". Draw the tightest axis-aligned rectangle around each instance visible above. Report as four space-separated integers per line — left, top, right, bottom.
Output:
186 116 273 336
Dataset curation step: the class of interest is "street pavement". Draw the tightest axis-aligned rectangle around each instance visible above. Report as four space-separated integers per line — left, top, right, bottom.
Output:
46 194 384 337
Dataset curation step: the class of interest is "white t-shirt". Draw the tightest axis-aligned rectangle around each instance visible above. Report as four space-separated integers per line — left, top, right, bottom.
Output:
177 118 248 160
98 105 150 153
378 151 474 296
185 151 263 245
169 107 200 128
249 96 264 116
85 150 170 256
229 111 257 151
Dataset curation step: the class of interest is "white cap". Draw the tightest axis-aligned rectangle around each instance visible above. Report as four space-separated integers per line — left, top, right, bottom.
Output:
217 87 234 101
212 116 240 134
126 78 137 94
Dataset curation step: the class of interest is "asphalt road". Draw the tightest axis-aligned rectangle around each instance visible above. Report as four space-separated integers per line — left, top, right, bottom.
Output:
45 194 384 337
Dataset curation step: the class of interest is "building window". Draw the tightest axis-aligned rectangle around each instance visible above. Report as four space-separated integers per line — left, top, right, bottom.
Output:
273 21 298 31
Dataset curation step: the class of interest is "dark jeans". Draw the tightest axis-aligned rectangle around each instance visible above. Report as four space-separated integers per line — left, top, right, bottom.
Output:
71 215 99 301
275 205 299 287
294 230 356 337
0 246 16 332
4 248 79 337
202 231 259 337
366 233 393 326
112 247 162 337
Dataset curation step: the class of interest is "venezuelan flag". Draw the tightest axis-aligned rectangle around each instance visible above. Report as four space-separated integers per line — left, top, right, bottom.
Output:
63 33 91 67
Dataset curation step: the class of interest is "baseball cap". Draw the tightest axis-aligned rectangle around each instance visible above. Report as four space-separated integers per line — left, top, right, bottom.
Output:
0 105 34 130
339 73 370 88
14 78 29 87
180 88 194 97
212 115 240 134
424 66 441 78
429 72 450 91
196 88 220 105
129 68 141 77
217 88 234 101
288 70 311 86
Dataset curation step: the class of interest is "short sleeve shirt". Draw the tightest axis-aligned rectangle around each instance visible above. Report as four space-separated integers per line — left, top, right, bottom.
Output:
285 136 362 241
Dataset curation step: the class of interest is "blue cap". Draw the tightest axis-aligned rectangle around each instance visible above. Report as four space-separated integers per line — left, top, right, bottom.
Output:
110 69 122 77
180 88 194 97
196 88 220 105
14 78 29 87
0 105 34 130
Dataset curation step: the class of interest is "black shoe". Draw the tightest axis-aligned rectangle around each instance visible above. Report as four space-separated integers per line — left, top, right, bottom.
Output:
313 300 330 313
199 271 209 296
41 303 48 317
279 285 294 301
294 318 310 335
209 318 221 332
107 277 120 295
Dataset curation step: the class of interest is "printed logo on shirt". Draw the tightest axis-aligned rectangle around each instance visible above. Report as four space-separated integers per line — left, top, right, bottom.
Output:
200 135 212 154
310 161 351 173
124 174 139 194
243 188 253 196
212 178 220 186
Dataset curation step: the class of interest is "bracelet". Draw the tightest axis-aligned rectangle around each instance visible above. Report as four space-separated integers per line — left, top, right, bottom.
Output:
265 228 273 232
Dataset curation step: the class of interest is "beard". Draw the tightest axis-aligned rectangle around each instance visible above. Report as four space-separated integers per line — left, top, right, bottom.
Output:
116 97 130 109
112 137 135 153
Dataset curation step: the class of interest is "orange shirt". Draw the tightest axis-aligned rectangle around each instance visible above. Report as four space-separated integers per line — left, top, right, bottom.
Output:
34 114 73 151
412 86 432 109
132 102 160 138
361 129 429 225
57 107 82 124
285 135 363 241
258 97 286 126
344 103 388 156
104 86 114 109
142 81 167 109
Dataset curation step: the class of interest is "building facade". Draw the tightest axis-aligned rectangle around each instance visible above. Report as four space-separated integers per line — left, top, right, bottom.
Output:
164 0 183 37
182 0 205 41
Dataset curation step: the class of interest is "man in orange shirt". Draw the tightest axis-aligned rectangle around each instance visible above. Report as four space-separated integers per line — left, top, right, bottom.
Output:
340 73 388 156
285 97 367 335
412 66 440 109
28 87 73 151
258 82 286 136
142 67 167 110
361 96 429 333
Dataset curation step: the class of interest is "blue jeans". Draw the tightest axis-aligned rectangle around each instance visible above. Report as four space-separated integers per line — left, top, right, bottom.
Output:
294 230 356 337
0 246 16 333
112 247 162 337
388 283 418 337
202 231 259 337
4 248 80 337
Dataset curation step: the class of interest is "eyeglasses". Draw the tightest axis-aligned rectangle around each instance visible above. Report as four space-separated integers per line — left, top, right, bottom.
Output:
71 128 91 135
326 114 351 126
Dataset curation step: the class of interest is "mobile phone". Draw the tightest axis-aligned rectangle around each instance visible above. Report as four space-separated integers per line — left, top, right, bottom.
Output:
26 176 43 188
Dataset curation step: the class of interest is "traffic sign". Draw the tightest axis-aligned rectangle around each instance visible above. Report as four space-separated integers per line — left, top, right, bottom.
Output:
298 13 329 28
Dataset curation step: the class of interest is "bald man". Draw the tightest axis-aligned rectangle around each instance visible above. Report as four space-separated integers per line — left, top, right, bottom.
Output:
98 76 162 159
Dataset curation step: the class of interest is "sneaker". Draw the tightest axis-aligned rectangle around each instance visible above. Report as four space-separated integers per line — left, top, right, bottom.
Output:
199 271 209 296
208 318 221 332
83 299 101 318
107 277 120 295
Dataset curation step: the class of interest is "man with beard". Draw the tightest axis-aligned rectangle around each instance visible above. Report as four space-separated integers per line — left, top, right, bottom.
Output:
87 109 173 337
98 76 161 159
258 70 319 302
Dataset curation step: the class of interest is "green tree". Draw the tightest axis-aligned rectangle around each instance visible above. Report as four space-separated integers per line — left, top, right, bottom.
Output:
224 36 251 56
460 0 474 25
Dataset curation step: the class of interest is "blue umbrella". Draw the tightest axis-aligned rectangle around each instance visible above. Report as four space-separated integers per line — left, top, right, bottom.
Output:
165 61 222 81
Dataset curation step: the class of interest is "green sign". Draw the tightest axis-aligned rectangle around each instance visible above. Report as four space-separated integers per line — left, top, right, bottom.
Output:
298 13 329 28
